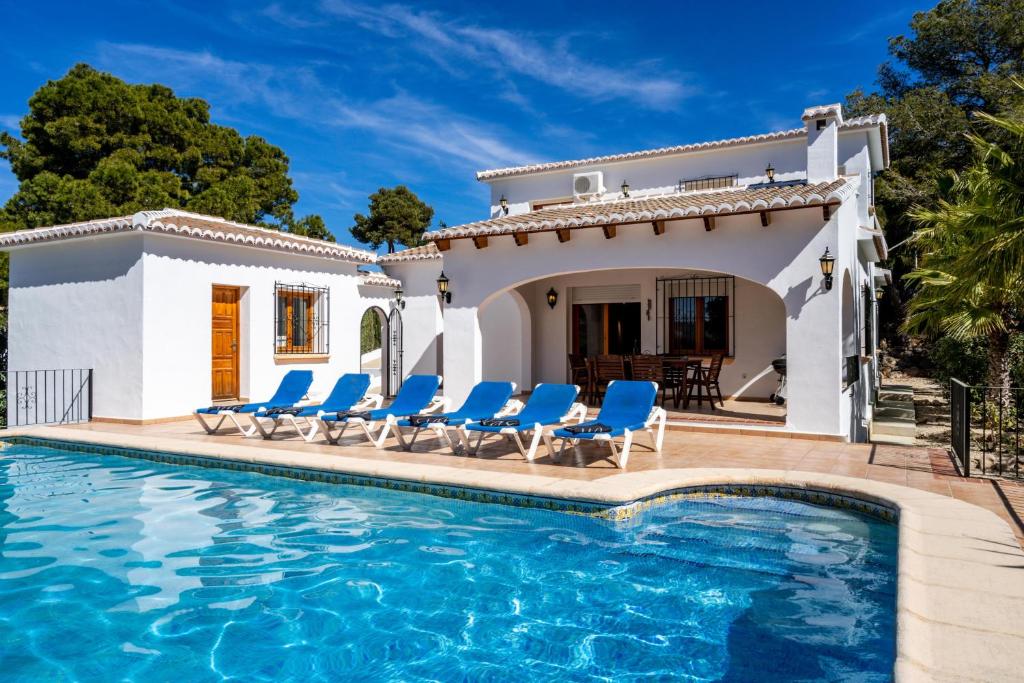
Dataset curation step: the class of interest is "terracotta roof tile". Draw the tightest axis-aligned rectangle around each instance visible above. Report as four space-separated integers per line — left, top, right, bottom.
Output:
375 243 441 264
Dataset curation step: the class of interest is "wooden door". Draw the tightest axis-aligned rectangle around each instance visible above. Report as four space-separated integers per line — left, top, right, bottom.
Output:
211 286 240 400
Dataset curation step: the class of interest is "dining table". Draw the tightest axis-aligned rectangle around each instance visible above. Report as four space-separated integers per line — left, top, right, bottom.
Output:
660 356 709 409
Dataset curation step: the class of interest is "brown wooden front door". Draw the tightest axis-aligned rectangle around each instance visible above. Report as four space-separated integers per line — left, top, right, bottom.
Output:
211 286 240 400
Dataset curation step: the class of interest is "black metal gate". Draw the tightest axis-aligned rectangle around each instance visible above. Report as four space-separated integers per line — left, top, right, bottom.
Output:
387 308 403 398
950 379 971 476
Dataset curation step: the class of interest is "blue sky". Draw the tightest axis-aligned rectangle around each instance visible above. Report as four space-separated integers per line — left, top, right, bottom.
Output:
0 0 929 249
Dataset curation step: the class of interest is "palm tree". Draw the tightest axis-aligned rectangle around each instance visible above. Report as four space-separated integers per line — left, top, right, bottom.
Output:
904 83 1024 394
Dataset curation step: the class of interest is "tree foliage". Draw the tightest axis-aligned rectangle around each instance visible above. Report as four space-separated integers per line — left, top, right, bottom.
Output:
0 63 330 239
904 88 1024 389
350 185 434 253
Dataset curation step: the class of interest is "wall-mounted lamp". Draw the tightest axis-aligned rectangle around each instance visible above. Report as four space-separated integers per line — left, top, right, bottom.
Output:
436 271 452 304
819 247 836 291
875 287 884 301
621 180 630 198
765 163 776 183
546 287 558 309
499 195 509 215
393 286 406 310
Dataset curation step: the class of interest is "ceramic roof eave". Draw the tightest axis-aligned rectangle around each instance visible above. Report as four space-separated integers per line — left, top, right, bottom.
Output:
358 273 402 288
375 243 443 264
425 179 856 242
0 211 377 265
476 114 889 181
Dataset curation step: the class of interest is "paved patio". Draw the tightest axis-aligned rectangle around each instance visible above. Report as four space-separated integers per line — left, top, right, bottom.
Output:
55 418 1023 546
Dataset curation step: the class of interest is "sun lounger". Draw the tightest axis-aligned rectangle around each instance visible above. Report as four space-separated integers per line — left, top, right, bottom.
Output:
193 370 314 436
249 373 376 441
393 381 518 453
459 383 586 461
543 380 666 468
315 375 444 446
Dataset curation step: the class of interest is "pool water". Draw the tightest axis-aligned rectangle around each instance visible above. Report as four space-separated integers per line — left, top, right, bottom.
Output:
0 444 896 682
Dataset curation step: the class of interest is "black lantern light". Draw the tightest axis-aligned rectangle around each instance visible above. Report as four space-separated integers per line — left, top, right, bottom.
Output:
765 163 776 183
499 195 509 215
621 180 630 198
393 286 405 310
819 247 836 291
546 287 558 309
436 271 451 304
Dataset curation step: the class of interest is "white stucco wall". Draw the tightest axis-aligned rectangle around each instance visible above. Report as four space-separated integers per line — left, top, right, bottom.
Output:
380 260 443 379
8 234 146 421
479 289 531 392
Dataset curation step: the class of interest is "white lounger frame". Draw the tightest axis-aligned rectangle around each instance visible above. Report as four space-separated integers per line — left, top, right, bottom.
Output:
457 402 588 461
194 408 265 437
248 394 384 442
394 390 523 455
542 405 667 469
315 396 449 447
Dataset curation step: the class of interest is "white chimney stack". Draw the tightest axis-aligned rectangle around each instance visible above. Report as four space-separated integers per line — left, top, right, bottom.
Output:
803 104 843 184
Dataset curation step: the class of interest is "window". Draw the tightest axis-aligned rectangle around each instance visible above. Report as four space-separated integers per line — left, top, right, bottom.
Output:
656 276 735 356
274 283 329 355
667 296 729 355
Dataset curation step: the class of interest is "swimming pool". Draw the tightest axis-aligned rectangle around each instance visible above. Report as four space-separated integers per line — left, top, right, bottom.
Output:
0 442 896 681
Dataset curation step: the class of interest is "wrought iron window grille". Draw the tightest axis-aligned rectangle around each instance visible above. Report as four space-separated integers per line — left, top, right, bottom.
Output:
274 282 330 355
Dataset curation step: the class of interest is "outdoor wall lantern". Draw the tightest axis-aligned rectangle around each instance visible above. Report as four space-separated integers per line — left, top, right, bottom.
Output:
436 271 452 304
393 286 405 310
546 288 558 309
875 287 884 301
765 163 776 183
499 195 509 215
819 247 836 291
621 180 630 198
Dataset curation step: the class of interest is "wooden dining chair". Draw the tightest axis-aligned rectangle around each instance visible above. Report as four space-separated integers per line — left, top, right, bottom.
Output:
631 354 674 407
662 357 690 409
687 354 725 409
567 353 592 402
592 354 627 404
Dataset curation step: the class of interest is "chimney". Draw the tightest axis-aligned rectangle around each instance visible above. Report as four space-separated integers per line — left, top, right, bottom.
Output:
803 104 843 184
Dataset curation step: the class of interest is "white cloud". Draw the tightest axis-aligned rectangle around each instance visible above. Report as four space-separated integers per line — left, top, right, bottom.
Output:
318 1 692 110
0 114 21 132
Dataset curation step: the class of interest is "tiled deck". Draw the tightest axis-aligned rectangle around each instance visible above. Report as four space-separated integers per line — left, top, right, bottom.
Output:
52 418 1021 545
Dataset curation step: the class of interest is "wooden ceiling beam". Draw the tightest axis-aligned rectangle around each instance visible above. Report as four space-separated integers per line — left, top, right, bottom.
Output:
513 232 528 247
703 216 716 231
556 228 571 243
822 205 832 221
759 211 771 227
602 225 617 239
652 220 666 236
473 235 489 249
436 238 451 252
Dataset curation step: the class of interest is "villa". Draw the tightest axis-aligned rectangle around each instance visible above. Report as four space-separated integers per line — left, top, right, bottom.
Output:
2 103 889 441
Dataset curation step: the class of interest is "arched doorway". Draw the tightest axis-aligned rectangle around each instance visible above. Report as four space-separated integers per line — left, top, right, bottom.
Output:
360 307 388 395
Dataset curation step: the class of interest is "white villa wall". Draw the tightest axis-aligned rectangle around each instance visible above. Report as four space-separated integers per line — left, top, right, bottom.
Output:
440 205 845 436
479 290 531 392
139 234 367 420
380 261 443 379
7 235 146 421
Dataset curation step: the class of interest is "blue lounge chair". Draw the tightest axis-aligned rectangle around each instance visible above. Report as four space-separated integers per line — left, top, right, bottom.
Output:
315 375 444 447
193 370 314 436
249 373 375 441
393 381 517 453
543 380 666 468
460 383 586 461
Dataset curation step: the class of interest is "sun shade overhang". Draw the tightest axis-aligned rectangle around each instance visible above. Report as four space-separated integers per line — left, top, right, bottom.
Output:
425 178 855 250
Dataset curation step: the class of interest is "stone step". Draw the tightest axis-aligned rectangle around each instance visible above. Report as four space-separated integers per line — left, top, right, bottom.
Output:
870 385 917 444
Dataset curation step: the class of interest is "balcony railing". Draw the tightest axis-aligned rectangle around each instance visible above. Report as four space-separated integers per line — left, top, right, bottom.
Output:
1 369 93 428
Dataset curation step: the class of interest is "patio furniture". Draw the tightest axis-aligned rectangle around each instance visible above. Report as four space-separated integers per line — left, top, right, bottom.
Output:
543 380 667 469
316 374 444 446
661 356 694 409
686 354 725 409
631 354 680 407
592 354 627 404
567 354 592 402
393 381 518 453
194 370 314 436
250 373 376 441
460 383 587 461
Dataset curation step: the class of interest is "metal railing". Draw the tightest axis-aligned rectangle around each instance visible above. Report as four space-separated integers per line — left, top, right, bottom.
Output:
950 378 1023 479
274 282 330 355
1 369 93 428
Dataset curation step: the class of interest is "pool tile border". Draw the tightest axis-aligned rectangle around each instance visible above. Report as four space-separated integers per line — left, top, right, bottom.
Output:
1 436 898 523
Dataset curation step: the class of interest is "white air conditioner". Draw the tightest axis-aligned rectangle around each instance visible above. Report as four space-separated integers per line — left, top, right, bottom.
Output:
573 172 605 200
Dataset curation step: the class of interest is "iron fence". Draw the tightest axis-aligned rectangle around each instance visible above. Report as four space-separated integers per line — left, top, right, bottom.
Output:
677 174 738 193
950 378 1023 479
1 369 93 428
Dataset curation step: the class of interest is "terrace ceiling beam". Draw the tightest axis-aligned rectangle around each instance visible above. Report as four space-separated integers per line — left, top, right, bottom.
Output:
652 220 666 236
822 205 832 221
703 216 716 231
473 235 488 249
513 232 528 247
556 228 571 243
602 225 617 239
759 211 771 227
436 239 451 252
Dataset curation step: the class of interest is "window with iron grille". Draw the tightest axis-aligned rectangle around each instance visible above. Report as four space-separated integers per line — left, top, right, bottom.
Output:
274 283 329 354
678 174 738 193
656 276 735 356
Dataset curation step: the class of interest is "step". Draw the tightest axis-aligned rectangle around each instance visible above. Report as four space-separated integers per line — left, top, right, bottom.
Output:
870 385 917 444
878 384 914 398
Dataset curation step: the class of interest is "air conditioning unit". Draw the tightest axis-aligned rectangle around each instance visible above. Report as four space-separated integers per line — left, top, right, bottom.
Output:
573 172 605 200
